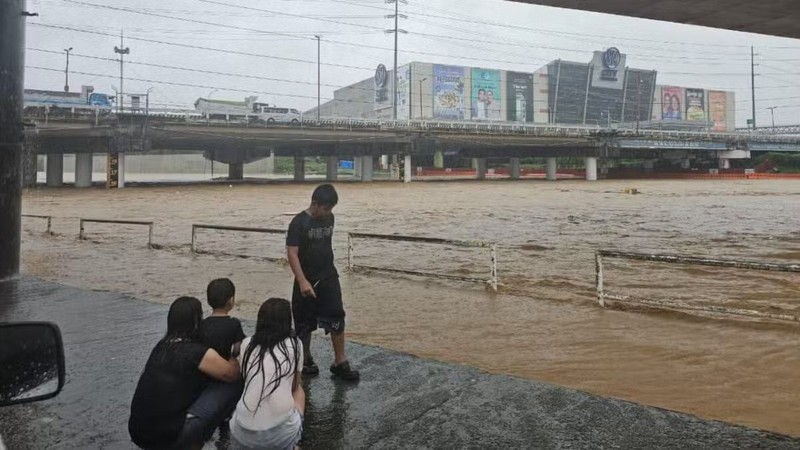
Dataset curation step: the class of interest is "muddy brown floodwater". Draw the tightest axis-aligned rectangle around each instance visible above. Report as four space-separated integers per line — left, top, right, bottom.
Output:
19 179 800 436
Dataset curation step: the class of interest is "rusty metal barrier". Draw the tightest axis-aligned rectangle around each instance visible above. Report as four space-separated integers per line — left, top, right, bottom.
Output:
191 224 286 261
348 232 498 291
596 250 800 322
22 214 53 235
79 218 154 248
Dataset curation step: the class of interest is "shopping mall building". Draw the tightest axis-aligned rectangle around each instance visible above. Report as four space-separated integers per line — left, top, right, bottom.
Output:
309 47 736 132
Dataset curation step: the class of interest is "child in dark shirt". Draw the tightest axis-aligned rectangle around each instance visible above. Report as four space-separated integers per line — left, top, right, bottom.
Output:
198 278 246 359
196 278 246 435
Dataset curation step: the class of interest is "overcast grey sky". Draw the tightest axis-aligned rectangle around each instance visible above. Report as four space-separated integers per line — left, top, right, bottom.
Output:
24 0 800 126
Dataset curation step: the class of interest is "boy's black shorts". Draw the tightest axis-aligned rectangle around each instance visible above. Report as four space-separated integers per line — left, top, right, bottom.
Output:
292 276 345 336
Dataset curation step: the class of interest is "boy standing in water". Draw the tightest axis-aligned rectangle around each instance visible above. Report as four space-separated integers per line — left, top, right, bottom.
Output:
286 184 360 381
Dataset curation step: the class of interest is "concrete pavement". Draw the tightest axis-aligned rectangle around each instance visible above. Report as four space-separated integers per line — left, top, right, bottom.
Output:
0 276 797 449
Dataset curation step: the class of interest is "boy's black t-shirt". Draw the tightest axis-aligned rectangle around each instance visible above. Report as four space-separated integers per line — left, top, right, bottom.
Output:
286 211 337 282
197 316 246 359
128 340 208 448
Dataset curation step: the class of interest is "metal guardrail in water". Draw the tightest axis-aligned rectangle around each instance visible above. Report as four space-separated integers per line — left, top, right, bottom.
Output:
22 214 53 234
347 232 498 291
595 250 800 322
191 224 286 261
79 218 155 248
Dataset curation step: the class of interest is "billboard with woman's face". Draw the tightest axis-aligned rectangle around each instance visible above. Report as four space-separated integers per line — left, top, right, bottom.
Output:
661 86 683 120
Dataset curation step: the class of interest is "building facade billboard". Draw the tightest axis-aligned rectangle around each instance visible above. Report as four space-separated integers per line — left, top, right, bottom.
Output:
433 65 465 120
374 63 391 111
661 86 684 120
470 68 501 121
506 71 533 123
590 47 626 90
708 90 726 131
685 88 706 122
396 64 411 120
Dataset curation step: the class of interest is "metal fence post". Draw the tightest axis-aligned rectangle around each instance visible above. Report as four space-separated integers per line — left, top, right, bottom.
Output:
191 225 196 253
148 223 154 248
46 216 52 235
79 219 85 240
596 251 605 307
490 244 498 291
347 233 354 271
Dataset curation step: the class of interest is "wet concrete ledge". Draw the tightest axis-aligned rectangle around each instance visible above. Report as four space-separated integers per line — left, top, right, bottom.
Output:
0 276 797 449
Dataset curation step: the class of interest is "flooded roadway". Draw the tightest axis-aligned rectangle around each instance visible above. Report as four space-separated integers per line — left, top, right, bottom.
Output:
20 179 800 436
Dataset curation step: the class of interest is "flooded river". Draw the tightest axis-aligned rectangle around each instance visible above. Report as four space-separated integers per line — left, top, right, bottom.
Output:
20 179 800 436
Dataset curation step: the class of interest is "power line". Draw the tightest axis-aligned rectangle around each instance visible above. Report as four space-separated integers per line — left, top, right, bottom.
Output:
30 23 376 72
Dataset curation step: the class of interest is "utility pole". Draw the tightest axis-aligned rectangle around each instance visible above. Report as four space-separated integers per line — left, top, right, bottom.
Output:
1 1 37 278
63 47 72 92
385 0 407 120
767 106 778 128
751 46 758 129
314 34 321 123
114 30 130 113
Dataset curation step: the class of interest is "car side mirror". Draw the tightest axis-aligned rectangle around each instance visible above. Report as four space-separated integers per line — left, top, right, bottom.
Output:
0 322 66 407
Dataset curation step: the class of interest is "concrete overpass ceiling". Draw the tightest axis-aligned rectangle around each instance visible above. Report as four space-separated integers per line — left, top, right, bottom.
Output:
507 0 800 39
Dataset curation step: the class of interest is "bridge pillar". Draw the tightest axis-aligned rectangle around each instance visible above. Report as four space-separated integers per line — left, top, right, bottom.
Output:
360 155 373 182
293 156 305 182
404 154 412 183
353 156 362 178
380 154 389 170
326 156 338 182
434 150 444 169
475 158 487 180
46 154 64 187
228 161 244 180
509 158 521 179
265 149 275 175
719 158 731 170
75 153 93 187
118 152 126 188
681 158 691 170
546 157 557 181
585 157 598 181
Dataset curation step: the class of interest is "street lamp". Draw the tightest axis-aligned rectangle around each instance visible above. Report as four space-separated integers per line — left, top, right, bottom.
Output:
418 77 427 119
207 89 219 101
63 47 73 92
767 106 778 128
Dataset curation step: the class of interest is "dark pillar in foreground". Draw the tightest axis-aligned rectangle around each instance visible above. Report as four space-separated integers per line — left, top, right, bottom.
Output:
0 0 28 278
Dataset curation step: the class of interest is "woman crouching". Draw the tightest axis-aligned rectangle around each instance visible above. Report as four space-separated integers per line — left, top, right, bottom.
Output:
232 298 305 450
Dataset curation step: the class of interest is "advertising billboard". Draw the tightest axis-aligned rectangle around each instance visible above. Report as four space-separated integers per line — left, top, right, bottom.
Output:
506 71 533 123
396 65 411 120
685 88 706 122
661 86 683 120
709 90 726 130
471 68 501 121
433 65 465 120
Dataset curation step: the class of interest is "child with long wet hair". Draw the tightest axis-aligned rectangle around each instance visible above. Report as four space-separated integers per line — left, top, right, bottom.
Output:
231 298 306 450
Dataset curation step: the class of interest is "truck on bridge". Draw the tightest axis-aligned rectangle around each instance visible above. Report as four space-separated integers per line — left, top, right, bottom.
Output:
24 86 113 118
194 95 302 124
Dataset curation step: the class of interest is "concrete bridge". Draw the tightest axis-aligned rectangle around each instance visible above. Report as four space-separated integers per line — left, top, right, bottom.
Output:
24 113 800 187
